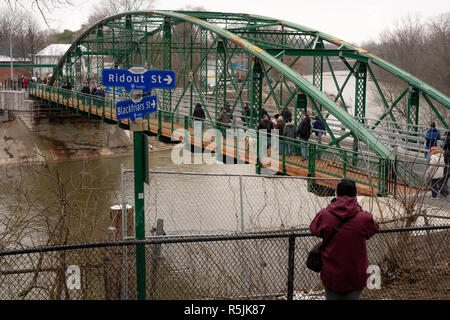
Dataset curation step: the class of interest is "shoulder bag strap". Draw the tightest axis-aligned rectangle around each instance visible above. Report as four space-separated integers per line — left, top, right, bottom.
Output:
319 216 353 250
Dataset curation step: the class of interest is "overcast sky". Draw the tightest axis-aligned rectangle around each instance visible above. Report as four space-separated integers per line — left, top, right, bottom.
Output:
37 0 449 45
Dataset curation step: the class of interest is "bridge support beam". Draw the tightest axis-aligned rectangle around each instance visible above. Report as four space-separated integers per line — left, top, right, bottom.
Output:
65 55 73 85
313 42 324 113
215 40 227 121
407 87 420 134
95 27 104 87
354 61 367 122
249 57 264 174
294 93 307 127
200 28 208 99
250 57 263 127
124 16 133 69
163 18 172 111
353 61 367 160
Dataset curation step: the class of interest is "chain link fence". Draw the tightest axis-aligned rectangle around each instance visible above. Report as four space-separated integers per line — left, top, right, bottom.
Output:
0 226 448 300
121 169 343 235
1 169 448 300
120 169 450 238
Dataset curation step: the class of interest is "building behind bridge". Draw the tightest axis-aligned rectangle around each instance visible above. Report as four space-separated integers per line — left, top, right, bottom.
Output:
0 48 31 85
34 44 72 79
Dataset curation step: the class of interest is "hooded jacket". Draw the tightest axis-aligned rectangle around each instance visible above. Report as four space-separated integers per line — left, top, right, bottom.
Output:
425 127 441 149
444 134 450 159
258 118 274 133
218 110 229 124
426 149 445 180
313 117 326 136
283 121 296 139
193 104 206 119
310 196 379 292
297 117 311 140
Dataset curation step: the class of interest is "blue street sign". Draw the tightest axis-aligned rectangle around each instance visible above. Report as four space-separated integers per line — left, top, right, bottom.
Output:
103 66 176 93
116 95 158 122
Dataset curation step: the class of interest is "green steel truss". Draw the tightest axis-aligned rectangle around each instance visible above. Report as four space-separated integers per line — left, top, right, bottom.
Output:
49 10 450 184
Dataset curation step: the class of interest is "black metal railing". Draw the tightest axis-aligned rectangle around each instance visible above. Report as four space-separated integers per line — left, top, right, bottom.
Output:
0 225 448 300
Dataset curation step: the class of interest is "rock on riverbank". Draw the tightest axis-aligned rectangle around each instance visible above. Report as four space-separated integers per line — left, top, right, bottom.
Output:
0 118 45 167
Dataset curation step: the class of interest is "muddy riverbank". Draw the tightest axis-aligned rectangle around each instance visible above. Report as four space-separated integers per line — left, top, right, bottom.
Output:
0 115 175 168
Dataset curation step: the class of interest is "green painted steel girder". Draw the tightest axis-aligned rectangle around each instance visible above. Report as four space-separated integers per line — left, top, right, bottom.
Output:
241 12 450 109
155 10 394 160
264 48 369 61
50 9 449 162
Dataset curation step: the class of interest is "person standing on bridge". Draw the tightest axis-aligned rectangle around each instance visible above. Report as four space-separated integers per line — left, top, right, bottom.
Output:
313 116 326 143
95 86 105 97
310 179 379 300
192 103 206 120
425 146 446 198
80 83 91 106
261 105 270 121
241 103 251 127
313 115 326 159
296 113 311 160
22 77 28 91
425 122 441 159
258 113 274 150
442 131 450 197
62 81 72 91
283 116 296 157
281 107 292 124
218 107 229 138
225 102 233 124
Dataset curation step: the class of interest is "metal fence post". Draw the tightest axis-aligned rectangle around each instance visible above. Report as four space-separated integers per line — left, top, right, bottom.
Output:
157 110 162 140
133 131 147 300
282 137 286 175
239 175 244 233
239 176 249 295
307 143 316 192
287 235 296 300
422 210 436 271
151 219 164 299
256 130 261 174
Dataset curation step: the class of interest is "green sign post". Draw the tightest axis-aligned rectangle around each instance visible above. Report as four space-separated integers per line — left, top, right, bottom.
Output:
103 67 175 300
131 119 148 300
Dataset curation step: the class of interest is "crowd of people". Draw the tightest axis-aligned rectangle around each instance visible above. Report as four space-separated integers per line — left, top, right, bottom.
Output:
191 102 327 158
191 102 449 199
17 75 30 90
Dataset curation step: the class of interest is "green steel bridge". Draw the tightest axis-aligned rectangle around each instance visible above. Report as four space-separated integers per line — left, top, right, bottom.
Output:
28 10 450 196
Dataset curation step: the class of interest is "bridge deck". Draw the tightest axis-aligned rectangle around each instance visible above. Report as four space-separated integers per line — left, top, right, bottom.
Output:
30 88 418 196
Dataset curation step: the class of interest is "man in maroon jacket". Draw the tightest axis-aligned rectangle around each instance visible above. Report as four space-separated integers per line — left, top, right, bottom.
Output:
309 179 379 300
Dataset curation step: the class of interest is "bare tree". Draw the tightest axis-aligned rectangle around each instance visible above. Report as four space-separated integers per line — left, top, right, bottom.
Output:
362 13 450 97
4 0 77 27
86 0 158 26
16 12 46 61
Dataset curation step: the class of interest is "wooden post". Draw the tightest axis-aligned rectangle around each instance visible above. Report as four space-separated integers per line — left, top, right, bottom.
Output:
150 219 164 299
109 204 135 299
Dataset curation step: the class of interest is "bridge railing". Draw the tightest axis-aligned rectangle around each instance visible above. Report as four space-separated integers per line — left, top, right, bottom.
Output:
159 108 394 194
28 82 425 194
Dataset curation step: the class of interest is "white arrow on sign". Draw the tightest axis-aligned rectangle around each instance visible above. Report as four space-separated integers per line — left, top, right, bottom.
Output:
164 75 173 85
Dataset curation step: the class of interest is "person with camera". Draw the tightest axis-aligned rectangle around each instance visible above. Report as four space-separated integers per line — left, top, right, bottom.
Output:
309 179 379 300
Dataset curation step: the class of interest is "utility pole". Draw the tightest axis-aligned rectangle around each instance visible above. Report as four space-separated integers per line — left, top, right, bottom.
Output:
10 31 14 81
